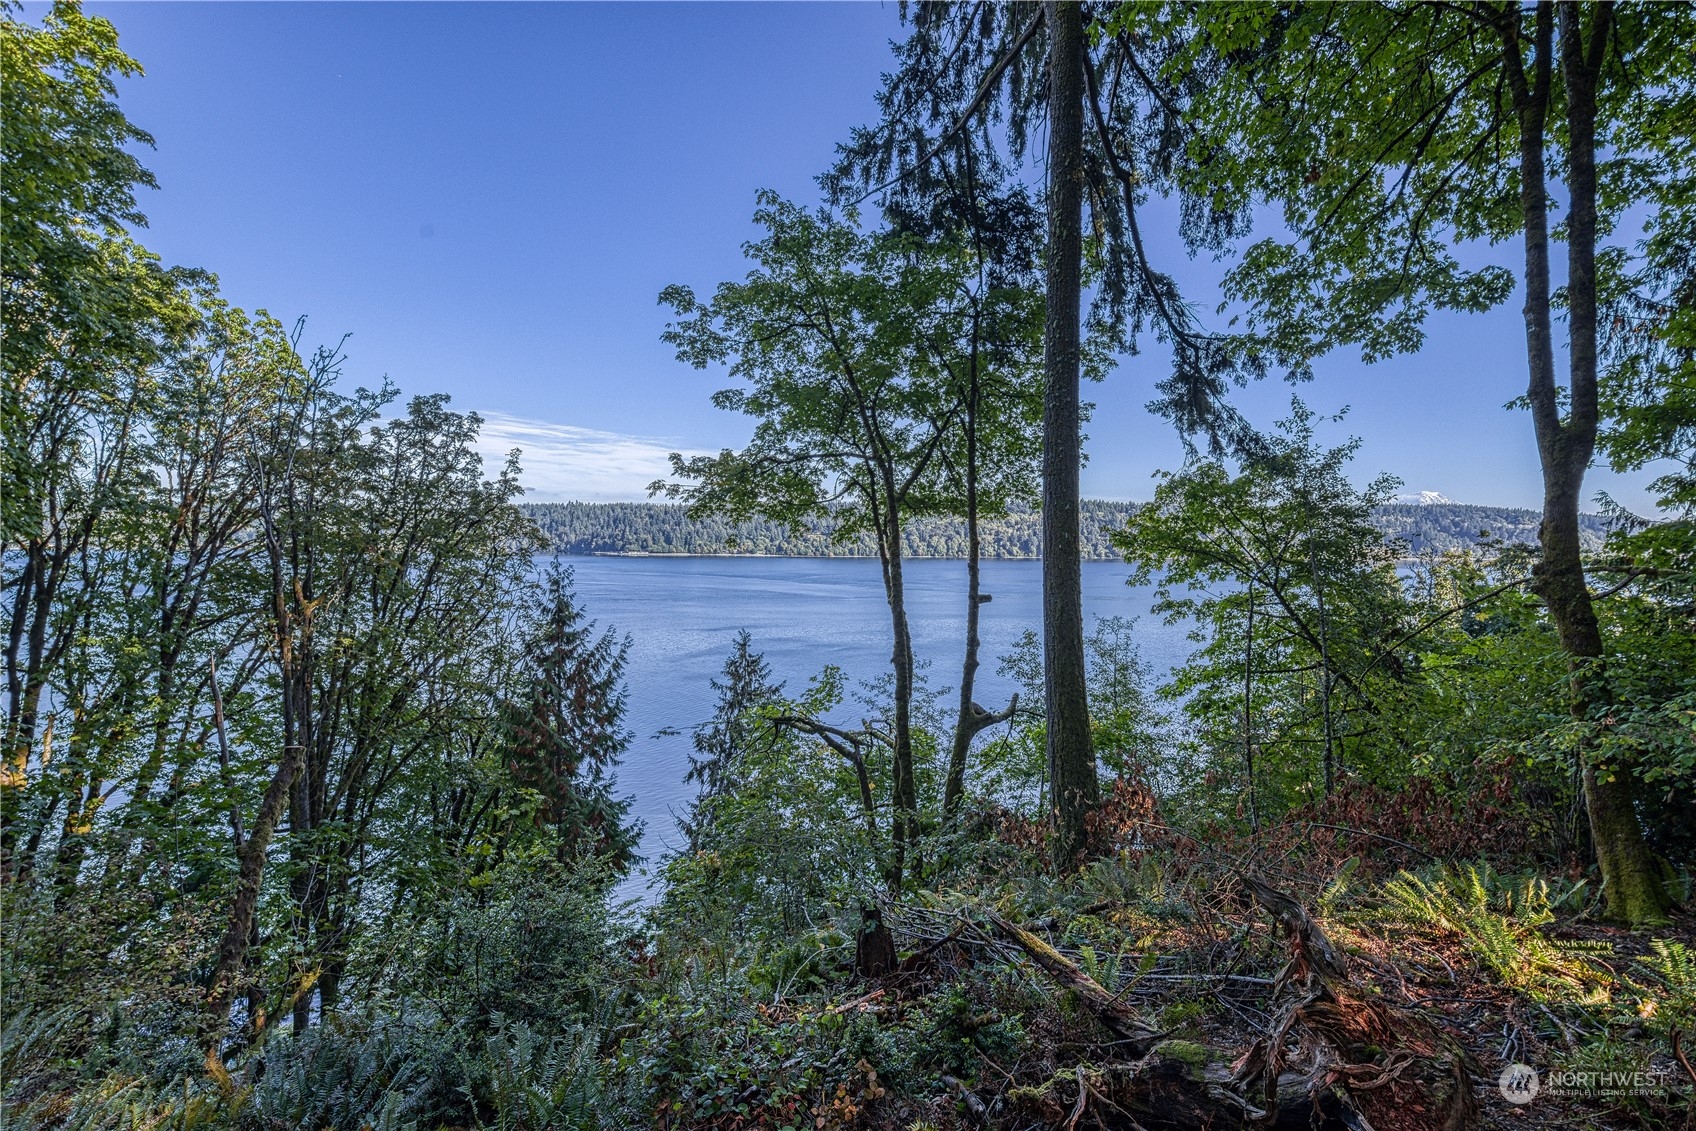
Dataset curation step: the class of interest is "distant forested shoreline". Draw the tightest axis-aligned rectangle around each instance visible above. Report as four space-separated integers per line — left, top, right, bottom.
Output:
521 499 1607 559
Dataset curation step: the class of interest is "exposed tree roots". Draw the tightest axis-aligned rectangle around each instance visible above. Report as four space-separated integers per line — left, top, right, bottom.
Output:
950 877 1479 1130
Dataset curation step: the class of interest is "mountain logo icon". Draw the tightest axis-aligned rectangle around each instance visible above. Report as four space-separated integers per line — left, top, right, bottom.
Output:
1498 1063 1541 1105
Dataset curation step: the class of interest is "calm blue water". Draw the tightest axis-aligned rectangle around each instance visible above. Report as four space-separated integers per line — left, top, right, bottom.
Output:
562 557 1187 895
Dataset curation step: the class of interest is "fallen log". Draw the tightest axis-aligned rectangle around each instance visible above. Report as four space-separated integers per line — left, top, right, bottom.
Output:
1001 1056 1346 1131
957 885 1478 1130
981 909 1166 1055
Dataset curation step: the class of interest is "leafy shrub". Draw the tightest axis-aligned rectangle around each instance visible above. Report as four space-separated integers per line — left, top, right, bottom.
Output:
361 858 620 1038
1 885 219 1092
613 985 857 1129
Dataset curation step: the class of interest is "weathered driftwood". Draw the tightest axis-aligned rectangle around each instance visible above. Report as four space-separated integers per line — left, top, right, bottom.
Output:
940 1074 988 1123
982 909 1166 1055
1240 873 1348 980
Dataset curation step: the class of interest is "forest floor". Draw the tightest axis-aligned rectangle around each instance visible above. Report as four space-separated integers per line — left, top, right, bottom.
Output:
777 894 1696 1131
668 838 1696 1131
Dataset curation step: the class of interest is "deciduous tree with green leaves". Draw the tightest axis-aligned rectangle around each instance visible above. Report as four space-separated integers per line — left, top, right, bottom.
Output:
1117 403 1411 821
2 1 201 878
1161 0 1692 922
887 187 1047 819
656 193 1026 888
828 0 1265 869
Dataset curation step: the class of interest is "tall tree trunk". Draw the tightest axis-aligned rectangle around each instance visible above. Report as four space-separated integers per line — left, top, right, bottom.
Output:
204 741 304 1049
4 403 140 880
2 544 57 881
1309 539 1335 795
1042 0 1097 872
1242 583 1258 832
944 375 1017 816
945 401 985 816
1505 2 1665 923
876 498 918 892
1554 1 1666 923
319 957 342 1015
288 683 318 1032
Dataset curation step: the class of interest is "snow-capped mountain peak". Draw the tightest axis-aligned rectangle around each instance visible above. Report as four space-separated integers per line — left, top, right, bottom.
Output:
1391 490 1454 506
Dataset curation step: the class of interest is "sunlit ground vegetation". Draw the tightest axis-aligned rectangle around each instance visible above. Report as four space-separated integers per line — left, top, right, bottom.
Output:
5 2 1694 1129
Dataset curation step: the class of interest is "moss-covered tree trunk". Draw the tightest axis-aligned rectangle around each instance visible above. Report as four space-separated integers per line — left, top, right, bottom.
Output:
876 495 918 892
204 741 303 1048
1504 1 1666 923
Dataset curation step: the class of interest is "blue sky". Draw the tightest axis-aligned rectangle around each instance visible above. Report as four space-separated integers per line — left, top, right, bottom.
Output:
76 1 1659 512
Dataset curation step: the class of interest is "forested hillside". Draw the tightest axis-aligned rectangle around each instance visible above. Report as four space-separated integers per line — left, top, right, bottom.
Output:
1374 502 1609 555
7 5 1694 1131
523 499 1609 558
523 499 1116 558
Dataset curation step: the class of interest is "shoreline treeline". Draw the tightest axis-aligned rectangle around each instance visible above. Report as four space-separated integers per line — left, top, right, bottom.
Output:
522 498 1608 559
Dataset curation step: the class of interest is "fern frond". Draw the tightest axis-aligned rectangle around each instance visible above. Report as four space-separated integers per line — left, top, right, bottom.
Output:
1378 866 1610 1003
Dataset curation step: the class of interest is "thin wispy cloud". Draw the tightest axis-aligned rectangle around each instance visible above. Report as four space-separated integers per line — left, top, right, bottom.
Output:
473 411 709 502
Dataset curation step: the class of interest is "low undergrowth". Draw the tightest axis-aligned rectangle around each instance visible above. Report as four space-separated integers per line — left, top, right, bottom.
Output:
9 831 1694 1131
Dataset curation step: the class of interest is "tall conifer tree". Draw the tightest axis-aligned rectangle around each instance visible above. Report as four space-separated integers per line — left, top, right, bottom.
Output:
502 563 639 869
682 630 783 852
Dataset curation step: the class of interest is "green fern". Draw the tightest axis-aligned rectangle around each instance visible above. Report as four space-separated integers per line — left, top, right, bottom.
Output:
1636 938 1696 1034
16 1074 236 1131
2 1005 72 1070
1380 866 1609 1003
245 1021 432 1131
1317 857 1361 918
460 1019 605 1131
